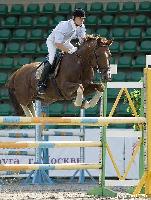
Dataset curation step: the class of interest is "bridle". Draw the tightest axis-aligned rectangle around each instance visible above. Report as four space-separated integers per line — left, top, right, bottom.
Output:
74 38 111 77
93 43 111 72
93 47 101 71
93 42 112 81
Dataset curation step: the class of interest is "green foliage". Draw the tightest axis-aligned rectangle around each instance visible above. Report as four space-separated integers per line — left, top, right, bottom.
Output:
123 89 141 130
125 89 141 116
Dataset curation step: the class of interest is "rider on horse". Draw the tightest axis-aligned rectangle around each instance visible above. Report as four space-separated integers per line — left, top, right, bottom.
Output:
38 8 86 95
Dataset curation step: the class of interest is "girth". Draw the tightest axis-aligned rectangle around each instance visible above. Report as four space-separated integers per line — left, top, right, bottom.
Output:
51 77 65 99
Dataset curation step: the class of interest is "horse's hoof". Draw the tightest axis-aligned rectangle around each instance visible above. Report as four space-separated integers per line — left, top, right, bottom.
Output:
74 102 81 107
81 101 90 109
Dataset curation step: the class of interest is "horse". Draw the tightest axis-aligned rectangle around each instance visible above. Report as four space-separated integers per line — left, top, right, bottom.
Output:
7 35 112 116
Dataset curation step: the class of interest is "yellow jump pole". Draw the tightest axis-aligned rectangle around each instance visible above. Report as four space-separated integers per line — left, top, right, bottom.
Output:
133 67 151 196
145 67 151 195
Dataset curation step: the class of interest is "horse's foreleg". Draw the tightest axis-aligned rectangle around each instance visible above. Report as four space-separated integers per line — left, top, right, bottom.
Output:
20 104 33 117
28 103 36 117
82 83 104 109
83 83 104 96
74 84 84 107
83 90 102 109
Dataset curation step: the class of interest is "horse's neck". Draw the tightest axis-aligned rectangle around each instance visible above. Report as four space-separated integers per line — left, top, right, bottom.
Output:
77 45 94 65
77 46 95 81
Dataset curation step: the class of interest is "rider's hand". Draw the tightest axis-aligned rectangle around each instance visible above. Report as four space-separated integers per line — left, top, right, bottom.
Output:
68 47 77 54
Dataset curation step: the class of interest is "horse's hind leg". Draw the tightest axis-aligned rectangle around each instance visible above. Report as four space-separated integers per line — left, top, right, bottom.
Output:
20 104 33 117
74 84 84 107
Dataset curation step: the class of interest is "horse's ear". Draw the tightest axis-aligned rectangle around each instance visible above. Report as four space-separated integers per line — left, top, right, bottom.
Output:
97 37 113 46
97 37 105 46
106 39 113 46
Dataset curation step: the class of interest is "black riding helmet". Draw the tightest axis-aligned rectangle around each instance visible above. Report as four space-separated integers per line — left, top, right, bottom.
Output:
73 8 86 18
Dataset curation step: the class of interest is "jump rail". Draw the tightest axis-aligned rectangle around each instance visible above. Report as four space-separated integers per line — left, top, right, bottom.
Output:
0 117 146 126
0 141 102 149
0 163 101 171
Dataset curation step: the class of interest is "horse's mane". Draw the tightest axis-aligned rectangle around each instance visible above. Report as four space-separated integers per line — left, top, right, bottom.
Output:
83 34 110 45
84 34 100 42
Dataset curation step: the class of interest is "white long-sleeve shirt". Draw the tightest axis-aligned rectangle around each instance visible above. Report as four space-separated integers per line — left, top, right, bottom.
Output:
47 19 86 44
46 19 86 64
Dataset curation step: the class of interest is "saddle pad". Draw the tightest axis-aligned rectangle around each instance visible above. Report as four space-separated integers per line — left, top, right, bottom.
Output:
35 62 44 80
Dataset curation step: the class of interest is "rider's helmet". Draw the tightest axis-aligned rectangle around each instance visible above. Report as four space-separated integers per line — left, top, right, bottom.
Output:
73 8 86 18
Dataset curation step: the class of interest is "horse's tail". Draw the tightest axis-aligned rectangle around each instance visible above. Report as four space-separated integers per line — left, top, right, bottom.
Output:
7 72 25 116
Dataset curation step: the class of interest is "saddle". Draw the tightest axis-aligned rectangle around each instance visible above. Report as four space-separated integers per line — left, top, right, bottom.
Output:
36 52 64 80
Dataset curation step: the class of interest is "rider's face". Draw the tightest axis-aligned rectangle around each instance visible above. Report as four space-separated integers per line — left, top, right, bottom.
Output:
74 17 85 26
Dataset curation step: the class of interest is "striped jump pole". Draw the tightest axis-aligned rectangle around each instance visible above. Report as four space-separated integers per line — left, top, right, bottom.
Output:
0 129 83 138
0 150 35 156
0 117 146 126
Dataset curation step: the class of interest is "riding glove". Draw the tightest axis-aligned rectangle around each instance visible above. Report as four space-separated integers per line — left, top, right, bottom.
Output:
68 47 77 54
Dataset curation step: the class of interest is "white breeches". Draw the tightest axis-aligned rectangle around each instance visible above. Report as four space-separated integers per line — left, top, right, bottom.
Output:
46 39 56 64
46 39 75 64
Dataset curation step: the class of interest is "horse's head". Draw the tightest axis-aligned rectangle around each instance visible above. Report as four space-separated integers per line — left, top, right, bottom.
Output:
95 37 113 82
80 35 113 82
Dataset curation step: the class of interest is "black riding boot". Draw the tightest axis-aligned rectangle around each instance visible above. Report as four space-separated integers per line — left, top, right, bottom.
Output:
37 60 52 95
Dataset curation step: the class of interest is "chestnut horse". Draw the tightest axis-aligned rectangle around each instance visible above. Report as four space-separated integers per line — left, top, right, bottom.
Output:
7 36 112 116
